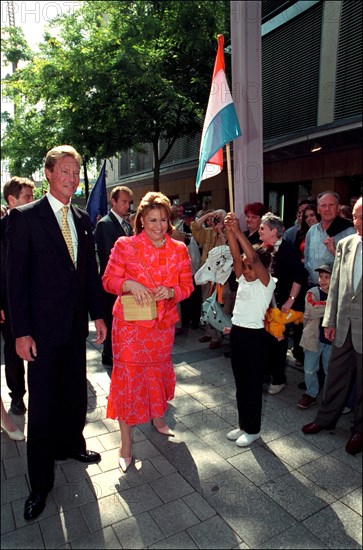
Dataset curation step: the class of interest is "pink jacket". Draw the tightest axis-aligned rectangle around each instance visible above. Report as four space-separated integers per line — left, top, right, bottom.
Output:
102 231 193 328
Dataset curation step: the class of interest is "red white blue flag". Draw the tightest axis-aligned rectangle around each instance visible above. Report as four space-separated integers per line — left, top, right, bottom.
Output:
196 35 242 193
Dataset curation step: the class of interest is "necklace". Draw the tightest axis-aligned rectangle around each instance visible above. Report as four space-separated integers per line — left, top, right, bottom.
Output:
151 238 166 248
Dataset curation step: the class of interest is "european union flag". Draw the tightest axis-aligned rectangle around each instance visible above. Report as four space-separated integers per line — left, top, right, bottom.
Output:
86 160 108 227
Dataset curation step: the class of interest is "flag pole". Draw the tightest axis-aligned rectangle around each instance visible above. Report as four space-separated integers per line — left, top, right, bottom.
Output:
226 143 234 212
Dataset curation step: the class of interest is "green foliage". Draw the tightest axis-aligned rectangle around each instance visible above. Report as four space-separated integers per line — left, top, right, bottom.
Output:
1 0 230 188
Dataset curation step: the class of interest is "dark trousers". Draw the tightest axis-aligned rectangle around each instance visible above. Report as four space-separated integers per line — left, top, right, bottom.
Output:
180 278 202 329
0 314 26 399
230 325 267 434
265 331 289 385
316 328 362 434
102 293 117 363
27 328 87 494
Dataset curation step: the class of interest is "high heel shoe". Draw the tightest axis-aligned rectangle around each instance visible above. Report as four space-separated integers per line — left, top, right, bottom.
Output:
151 419 175 437
118 456 132 473
1 424 25 441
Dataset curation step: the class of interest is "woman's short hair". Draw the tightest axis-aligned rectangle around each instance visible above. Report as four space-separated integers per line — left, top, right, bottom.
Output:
260 212 285 238
44 145 82 172
254 244 272 268
134 191 173 235
244 202 267 217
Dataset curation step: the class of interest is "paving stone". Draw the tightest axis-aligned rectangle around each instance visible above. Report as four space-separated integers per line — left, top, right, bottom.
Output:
187 514 242 548
302 501 362 549
2 454 28 480
40 507 90 547
122 459 162 487
80 493 129 532
52 479 98 512
182 491 216 521
265 433 324 469
149 454 177 476
1 326 361 549
297 455 362 499
149 472 194 503
258 522 328 549
1 522 44 549
117 483 163 515
178 409 232 437
150 498 200 538
113 511 164 548
330 446 363 474
71 525 122 548
260 470 335 521
228 445 293 486
200 469 297 547
1 475 29 505
340 487 363 516
148 530 198 549
1 502 15 535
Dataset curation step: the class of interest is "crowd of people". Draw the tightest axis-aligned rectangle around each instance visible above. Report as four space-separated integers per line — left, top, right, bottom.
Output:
1 145 361 522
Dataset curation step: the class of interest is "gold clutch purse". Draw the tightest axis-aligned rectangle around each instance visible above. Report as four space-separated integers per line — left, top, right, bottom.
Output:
120 295 157 321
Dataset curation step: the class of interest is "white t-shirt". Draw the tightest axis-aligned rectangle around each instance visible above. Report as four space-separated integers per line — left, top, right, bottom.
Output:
232 274 276 329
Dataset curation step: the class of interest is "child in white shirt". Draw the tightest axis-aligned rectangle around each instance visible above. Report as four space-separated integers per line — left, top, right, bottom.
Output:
224 213 275 446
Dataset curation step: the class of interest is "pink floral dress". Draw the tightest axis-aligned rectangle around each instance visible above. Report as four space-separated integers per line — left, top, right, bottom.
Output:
102 231 193 425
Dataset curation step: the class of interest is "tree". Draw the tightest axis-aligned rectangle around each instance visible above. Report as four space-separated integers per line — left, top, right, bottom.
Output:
1 1 230 190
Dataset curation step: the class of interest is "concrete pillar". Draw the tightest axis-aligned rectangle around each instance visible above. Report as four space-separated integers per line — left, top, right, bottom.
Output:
231 1 263 227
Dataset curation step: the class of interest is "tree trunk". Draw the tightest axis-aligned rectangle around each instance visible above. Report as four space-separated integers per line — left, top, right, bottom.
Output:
152 141 160 192
83 159 89 200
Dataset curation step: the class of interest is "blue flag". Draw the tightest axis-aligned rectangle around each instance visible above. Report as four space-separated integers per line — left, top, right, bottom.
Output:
86 160 108 227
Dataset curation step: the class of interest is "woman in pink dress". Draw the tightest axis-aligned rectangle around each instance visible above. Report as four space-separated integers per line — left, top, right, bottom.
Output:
102 192 193 472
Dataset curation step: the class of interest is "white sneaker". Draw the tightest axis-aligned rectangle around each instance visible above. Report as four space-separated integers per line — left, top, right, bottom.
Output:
267 383 286 395
236 432 261 447
341 406 352 415
227 428 245 441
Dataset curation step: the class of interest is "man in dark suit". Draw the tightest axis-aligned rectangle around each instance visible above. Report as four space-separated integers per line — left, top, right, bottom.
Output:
1 177 35 415
6 145 107 521
95 185 133 368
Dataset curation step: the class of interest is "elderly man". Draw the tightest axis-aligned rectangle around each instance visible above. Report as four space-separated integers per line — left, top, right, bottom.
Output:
304 191 355 286
302 197 362 455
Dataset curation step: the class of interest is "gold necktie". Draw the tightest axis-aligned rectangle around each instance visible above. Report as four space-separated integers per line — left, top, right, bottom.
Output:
61 206 75 263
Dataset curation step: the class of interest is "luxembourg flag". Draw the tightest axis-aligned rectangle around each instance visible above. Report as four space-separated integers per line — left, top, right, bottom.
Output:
196 34 242 193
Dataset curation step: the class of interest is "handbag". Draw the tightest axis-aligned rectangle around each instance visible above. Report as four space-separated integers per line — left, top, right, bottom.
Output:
201 289 232 331
120 295 157 321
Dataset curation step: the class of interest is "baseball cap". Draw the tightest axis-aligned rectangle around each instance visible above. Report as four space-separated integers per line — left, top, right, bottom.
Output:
314 263 333 274
182 206 196 218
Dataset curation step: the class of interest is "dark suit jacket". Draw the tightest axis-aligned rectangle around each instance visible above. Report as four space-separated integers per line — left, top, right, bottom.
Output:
0 214 9 311
6 196 103 345
272 239 308 312
95 211 132 276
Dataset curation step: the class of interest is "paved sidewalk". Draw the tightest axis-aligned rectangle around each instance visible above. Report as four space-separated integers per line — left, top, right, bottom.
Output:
1 324 362 549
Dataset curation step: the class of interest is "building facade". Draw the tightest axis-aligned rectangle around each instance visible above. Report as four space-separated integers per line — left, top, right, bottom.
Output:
105 0 362 226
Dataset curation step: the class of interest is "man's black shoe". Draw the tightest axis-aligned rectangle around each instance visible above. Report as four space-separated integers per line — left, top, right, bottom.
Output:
24 491 47 521
10 398 27 415
70 450 101 463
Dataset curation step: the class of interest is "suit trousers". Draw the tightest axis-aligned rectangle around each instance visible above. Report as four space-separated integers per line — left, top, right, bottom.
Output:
265 330 289 385
0 314 26 399
316 328 362 434
230 325 267 434
27 326 87 493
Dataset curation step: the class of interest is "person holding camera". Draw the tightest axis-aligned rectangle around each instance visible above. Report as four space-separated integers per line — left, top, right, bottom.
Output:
191 209 230 349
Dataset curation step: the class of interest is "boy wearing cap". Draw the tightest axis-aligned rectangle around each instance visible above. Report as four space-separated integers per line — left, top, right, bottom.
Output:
297 264 333 409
